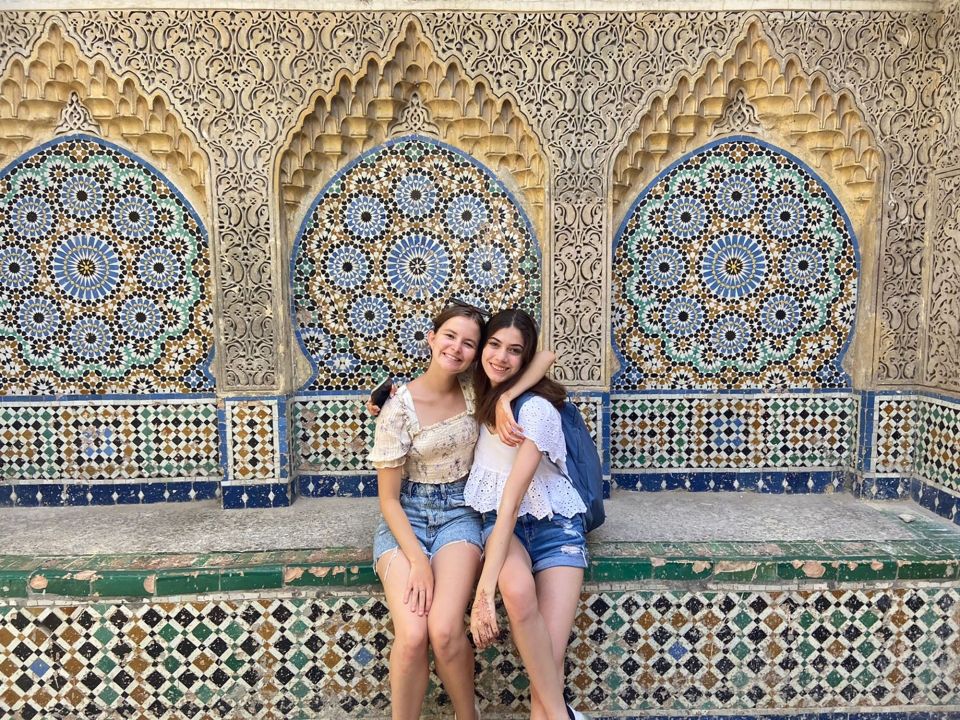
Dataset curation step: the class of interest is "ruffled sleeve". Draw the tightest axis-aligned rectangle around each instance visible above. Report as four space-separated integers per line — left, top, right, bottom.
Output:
368 394 412 469
458 374 476 414
518 397 566 467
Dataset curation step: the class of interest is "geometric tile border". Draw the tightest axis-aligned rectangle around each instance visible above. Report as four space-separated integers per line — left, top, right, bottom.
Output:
610 393 858 474
293 392 607 498
219 397 292 509
866 391 960 519
0 397 220 506
1 587 957 719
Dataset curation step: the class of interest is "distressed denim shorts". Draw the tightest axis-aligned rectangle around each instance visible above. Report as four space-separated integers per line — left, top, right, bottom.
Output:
481 511 588 574
373 478 483 574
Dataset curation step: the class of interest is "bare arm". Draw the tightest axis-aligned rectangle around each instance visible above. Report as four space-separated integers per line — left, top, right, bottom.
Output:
470 439 542 647
377 466 433 616
494 349 556 446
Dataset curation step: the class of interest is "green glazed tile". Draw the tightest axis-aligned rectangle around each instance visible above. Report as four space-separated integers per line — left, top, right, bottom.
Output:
776 560 838 582
836 560 898 582
220 566 284 592
154 570 220 596
653 559 713 581
91 571 156 598
284 564 363 588
588 559 653 582
0 570 29 597
31 569 92 597
896 560 958 581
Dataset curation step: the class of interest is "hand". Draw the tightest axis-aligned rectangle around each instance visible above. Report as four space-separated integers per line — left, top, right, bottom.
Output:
366 384 397 417
470 586 499 649
404 558 434 616
494 395 524 447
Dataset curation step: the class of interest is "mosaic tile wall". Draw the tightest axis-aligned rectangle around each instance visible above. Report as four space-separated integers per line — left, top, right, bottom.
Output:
866 391 960 517
219 397 292 509
612 138 857 392
609 393 857 492
292 136 542 392
293 392 607 498
0 397 220 506
1 587 957 719
0 135 214 395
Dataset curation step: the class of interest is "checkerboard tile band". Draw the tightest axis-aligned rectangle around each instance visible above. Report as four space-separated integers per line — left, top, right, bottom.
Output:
0 400 220 482
610 394 857 471
226 402 279 482
1 588 956 718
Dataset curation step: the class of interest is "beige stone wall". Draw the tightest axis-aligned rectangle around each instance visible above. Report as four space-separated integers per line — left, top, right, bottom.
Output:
0 9 948 392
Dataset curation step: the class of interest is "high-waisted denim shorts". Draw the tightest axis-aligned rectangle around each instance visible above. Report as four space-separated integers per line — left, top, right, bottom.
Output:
481 511 588 574
373 478 483 573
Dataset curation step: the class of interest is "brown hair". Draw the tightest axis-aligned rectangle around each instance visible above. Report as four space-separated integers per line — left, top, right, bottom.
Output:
474 309 565 428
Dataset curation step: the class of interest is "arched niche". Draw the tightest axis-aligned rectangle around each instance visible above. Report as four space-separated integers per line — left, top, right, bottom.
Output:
611 137 859 392
0 134 215 395
291 135 542 392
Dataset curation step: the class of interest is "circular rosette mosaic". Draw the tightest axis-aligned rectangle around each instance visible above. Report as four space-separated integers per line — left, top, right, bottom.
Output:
0 137 214 394
612 140 857 389
293 137 542 390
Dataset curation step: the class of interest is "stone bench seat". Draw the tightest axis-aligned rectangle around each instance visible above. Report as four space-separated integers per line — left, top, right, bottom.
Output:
2 493 959 719
2 493 959 600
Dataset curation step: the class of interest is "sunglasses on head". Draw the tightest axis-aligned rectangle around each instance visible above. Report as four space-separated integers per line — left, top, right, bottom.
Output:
448 297 491 320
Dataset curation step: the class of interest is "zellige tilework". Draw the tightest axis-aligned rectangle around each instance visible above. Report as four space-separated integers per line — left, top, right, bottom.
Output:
0 135 214 395
612 139 858 391
293 135 542 392
1 588 956 719
610 394 857 472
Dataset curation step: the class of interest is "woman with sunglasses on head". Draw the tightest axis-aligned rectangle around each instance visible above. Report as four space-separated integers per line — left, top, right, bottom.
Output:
465 309 588 720
368 302 554 720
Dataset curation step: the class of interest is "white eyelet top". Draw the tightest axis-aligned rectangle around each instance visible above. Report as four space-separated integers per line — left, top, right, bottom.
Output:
464 395 586 519
368 376 478 484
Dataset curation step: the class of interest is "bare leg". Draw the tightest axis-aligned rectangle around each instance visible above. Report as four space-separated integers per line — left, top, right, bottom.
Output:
377 550 430 720
498 537 569 720
428 542 482 720
529 567 584 720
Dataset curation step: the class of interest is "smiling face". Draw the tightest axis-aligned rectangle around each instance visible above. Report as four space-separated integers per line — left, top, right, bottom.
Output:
481 325 525 386
426 314 481 374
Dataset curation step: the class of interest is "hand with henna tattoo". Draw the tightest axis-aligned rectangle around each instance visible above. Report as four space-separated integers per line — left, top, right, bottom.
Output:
470 586 499 649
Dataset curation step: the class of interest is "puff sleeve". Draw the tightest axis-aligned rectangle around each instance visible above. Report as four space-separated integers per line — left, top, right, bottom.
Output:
368 396 412 469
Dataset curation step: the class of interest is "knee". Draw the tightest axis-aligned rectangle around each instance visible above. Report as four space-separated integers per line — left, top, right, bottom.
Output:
427 616 465 661
499 572 538 625
392 621 429 663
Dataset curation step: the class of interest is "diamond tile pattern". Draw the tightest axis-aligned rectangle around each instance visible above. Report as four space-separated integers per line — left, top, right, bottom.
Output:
914 396 960 493
1 589 956 718
226 401 280 482
610 394 857 470
0 400 220 481
293 397 375 473
874 398 916 474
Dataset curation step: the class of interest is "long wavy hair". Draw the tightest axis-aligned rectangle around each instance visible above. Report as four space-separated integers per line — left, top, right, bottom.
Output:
474 309 565 428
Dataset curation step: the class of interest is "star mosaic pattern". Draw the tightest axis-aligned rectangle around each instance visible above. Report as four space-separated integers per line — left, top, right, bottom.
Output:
612 140 857 390
0 136 214 395
1 588 957 718
293 137 541 391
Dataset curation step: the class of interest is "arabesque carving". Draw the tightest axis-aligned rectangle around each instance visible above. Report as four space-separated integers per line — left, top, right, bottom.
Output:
611 21 881 226
0 23 208 213
279 19 547 239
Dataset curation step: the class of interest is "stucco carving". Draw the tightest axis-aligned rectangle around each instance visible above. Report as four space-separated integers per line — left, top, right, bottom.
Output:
923 168 960 391
0 10 946 391
610 21 880 226
0 22 208 214
279 19 547 240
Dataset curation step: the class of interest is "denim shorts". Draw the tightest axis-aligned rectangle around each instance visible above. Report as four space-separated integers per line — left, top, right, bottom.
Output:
481 511 588 574
373 479 483 572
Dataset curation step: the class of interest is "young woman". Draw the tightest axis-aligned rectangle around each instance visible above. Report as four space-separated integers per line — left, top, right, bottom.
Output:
465 309 588 720
369 303 554 720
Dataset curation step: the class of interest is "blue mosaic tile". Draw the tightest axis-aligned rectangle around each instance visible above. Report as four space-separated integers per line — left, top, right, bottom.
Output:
297 474 378 498
292 136 542 392
0 135 214 395
612 138 857 391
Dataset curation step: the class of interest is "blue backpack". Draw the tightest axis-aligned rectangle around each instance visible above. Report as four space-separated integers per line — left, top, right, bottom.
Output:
512 392 606 532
